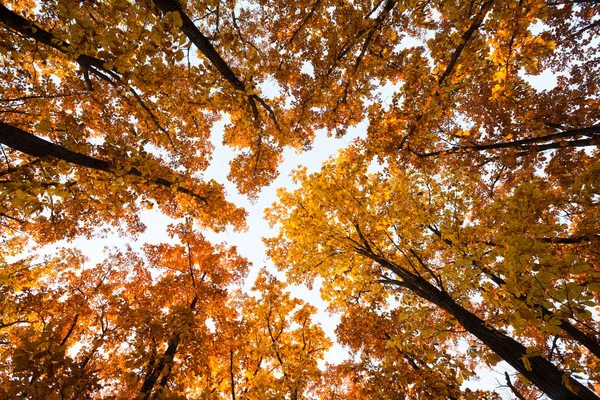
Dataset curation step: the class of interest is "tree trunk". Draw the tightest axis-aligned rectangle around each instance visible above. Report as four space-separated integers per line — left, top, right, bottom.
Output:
361 250 600 400
428 225 600 359
0 4 105 71
138 295 198 399
0 121 207 203
150 0 245 91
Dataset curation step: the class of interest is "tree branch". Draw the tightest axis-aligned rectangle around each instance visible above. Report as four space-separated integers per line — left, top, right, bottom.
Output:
0 319 29 330
437 0 494 86
398 0 494 150
288 0 321 45
504 372 527 400
416 125 600 158
354 0 397 71
427 225 600 359
138 295 198 399
0 121 208 203
229 349 236 400
0 4 176 148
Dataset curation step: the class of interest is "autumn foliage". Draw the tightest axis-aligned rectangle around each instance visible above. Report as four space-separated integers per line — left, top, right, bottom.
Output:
0 0 599 398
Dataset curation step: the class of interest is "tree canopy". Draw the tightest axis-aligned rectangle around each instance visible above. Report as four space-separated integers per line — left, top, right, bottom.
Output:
0 0 599 398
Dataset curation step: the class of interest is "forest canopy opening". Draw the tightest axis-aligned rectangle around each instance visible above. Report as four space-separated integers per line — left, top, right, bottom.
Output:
0 0 599 398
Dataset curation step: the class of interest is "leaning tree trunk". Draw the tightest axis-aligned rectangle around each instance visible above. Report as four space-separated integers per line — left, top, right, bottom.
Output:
138 295 198 399
359 250 600 400
0 121 207 203
427 225 600 359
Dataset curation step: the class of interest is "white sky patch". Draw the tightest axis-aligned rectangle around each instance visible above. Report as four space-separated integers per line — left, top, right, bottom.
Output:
88 136 105 146
300 61 315 78
462 361 516 398
200 118 366 365
257 75 282 100
67 342 85 359
205 317 216 333
521 68 558 91
369 80 402 110
366 156 386 175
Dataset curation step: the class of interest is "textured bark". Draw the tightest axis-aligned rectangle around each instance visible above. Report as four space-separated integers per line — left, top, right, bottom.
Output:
417 125 600 158
428 225 600 359
138 296 198 399
150 0 245 91
0 121 207 203
359 249 600 400
0 4 106 71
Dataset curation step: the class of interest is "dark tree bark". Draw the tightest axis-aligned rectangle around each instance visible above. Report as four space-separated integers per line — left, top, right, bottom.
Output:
356 245 600 400
149 0 278 124
398 0 493 151
0 121 207 203
427 225 600 359
505 372 527 400
0 4 105 71
149 0 245 91
0 4 174 141
437 0 494 86
229 349 236 400
138 296 198 399
416 125 600 158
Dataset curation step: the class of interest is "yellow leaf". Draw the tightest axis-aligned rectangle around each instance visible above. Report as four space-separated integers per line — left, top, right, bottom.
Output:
172 11 183 28
521 355 532 371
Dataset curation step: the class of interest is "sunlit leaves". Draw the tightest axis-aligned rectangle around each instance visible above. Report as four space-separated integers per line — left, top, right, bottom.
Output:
0 227 327 398
1 0 599 397
267 144 600 397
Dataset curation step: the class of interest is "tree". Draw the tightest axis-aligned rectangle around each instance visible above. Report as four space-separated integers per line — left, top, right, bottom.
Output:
264 0 599 397
1 0 598 226
0 223 329 398
0 2 249 242
1 0 599 398
266 147 600 399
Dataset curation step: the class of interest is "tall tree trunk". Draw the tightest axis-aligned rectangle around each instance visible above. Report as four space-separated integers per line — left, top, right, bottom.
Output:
358 249 600 400
149 0 245 91
138 295 198 399
0 121 207 203
0 4 104 71
149 0 273 122
427 225 600 359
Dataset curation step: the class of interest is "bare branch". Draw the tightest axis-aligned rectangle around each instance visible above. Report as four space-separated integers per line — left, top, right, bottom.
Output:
504 372 527 400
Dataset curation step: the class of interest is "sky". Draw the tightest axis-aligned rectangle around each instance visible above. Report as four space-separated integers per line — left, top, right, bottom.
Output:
175 115 367 364
5 0 598 396
135 111 523 396
43 66 563 398
53 114 367 358
28 20 564 398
